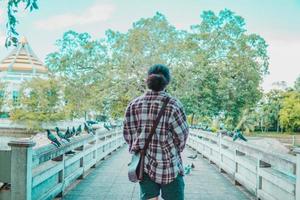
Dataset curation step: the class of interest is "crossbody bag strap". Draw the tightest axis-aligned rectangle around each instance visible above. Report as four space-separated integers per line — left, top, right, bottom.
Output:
141 96 170 154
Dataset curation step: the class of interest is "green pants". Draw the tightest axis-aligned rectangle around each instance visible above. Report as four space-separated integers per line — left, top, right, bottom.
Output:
139 173 185 200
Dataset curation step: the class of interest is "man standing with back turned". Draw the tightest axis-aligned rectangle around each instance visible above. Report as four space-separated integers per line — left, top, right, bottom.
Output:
123 64 189 200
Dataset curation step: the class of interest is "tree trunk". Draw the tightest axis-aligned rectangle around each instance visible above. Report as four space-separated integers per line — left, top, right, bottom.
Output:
260 118 264 133
191 113 195 126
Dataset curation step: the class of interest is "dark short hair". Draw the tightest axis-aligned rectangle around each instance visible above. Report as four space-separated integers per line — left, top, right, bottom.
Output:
146 64 170 91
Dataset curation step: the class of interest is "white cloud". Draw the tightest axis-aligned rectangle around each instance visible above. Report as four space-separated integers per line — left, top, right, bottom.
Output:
262 38 300 91
34 3 115 30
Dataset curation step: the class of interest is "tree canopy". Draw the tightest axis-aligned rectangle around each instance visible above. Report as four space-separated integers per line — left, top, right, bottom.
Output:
43 10 270 130
10 77 66 130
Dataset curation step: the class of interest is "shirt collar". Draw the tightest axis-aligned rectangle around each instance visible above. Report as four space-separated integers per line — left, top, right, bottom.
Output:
145 89 167 96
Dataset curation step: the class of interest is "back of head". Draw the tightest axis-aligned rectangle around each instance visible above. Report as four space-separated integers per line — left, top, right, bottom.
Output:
147 64 170 92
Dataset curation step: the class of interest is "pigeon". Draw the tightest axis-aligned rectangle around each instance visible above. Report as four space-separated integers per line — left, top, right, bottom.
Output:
65 127 71 138
0 183 10 190
103 123 111 131
76 125 82 135
233 131 248 142
84 122 95 135
70 126 75 135
226 131 234 137
47 129 61 147
86 120 98 126
184 164 192 175
191 163 195 169
55 127 70 142
187 154 198 159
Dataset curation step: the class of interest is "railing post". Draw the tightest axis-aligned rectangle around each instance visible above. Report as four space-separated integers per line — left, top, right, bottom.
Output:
255 159 262 199
79 141 88 179
92 134 98 168
218 133 224 173
8 139 35 200
295 149 300 200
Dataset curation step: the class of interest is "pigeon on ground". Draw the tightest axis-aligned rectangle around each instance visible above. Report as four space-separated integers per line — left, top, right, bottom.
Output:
0 183 10 190
47 129 61 147
184 164 192 175
191 163 195 169
187 154 198 159
55 127 70 142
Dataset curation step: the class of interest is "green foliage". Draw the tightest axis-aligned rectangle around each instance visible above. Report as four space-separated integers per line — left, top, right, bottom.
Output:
179 9 269 128
255 89 283 132
279 91 300 131
46 31 109 119
45 10 269 124
295 75 300 92
0 81 6 111
235 109 256 133
4 0 39 47
10 77 66 130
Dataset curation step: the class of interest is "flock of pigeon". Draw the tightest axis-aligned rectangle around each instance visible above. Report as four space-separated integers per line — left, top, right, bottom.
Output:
46 122 95 147
46 121 121 148
190 125 248 142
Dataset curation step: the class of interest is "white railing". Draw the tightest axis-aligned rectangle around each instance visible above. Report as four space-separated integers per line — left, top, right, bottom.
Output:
187 129 299 200
0 128 125 200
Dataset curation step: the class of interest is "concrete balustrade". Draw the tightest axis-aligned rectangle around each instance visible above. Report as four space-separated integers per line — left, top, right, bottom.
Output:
187 129 300 200
0 129 125 200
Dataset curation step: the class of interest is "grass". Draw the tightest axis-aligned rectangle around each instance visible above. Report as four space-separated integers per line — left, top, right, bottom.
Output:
246 131 300 138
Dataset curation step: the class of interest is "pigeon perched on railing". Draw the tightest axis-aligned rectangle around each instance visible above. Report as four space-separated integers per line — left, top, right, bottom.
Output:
84 122 95 135
55 127 70 142
71 126 76 135
47 129 61 147
76 125 82 136
65 127 71 138
103 123 111 131
86 120 98 126
233 131 248 142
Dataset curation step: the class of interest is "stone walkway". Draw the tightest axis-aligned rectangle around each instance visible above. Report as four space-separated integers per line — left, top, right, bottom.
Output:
63 145 251 200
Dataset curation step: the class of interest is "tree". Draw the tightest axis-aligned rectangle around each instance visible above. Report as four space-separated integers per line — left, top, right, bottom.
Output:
46 31 109 119
1 0 39 47
185 9 269 128
10 77 66 130
101 12 190 118
295 75 300 92
279 91 300 132
46 10 269 127
0 81 6 112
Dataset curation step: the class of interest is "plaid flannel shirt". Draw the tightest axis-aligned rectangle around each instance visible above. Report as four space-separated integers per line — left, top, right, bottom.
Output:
123 90 189 184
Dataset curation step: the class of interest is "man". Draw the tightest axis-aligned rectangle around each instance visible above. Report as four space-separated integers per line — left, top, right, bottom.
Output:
123 64 189 200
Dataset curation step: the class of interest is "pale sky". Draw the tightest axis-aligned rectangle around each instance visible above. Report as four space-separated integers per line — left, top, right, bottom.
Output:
0 0 299 91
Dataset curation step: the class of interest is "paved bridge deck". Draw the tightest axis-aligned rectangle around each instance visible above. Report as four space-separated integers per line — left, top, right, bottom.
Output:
62 146 251 200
